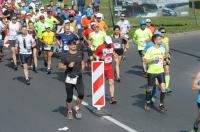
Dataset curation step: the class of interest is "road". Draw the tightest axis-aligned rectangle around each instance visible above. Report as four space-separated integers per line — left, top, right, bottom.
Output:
0 32 200 132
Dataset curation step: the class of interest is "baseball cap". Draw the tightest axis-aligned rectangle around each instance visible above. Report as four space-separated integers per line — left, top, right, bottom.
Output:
64 20 70 23
39 15 45 20
139 20 146 25
90 22 96 26
96 13 101 18
146 18 151 23
68 40 76 45
86 10 92 17
40 7 44 10
105 36 113 44
45 24 51 28
154 31 162 36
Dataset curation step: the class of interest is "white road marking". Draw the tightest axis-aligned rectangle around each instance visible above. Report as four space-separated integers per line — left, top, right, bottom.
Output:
73 96 138 132
58 126 69 131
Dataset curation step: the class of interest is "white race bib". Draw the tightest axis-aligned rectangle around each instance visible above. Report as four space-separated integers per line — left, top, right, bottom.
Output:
105 56 112 63
63 45 69 51
114 43 122 49
44 45 51 50
65 75 79 85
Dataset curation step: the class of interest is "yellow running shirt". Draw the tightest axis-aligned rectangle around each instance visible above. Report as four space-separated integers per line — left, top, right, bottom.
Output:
133 28 152 50
39 31 55 45
144 46 165 74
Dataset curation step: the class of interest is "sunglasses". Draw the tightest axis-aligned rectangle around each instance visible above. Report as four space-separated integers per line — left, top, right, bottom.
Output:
161 31 166 33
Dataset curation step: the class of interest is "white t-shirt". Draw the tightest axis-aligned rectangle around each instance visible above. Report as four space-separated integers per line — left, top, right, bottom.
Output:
116 20 131 35
8 22 20 40
16 34 35 54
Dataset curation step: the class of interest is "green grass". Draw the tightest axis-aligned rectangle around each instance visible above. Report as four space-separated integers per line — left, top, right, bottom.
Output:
41 0 200 34
100 0 200 35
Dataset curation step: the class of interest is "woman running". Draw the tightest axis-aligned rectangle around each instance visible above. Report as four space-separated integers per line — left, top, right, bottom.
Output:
112 25 128 82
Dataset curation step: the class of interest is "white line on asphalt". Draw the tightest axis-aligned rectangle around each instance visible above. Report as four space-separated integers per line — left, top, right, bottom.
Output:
58 126 69 131
73 96 138 132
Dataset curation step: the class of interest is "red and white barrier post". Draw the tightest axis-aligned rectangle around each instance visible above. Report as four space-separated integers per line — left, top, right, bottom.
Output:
92 59 105 110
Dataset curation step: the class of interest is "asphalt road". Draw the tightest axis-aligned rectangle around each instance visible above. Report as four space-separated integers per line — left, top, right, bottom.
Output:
0 32 200 132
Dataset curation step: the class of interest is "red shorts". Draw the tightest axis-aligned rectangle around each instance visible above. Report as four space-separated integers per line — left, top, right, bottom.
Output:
105 68 114 80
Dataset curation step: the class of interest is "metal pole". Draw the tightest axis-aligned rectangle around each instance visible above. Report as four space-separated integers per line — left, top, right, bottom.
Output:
108 0 115 27
192 0 198 25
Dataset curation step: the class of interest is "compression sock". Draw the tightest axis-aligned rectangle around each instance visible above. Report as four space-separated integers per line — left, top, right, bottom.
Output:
160 92 166 104
165 75 170 89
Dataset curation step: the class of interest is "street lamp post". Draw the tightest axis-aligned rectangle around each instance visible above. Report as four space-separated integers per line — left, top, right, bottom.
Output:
192 0 198 25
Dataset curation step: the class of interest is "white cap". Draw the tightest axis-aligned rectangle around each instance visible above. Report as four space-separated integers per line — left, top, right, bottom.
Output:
105 36 113 44
45 24 50 28
146 18 151 23
96 13 102 18
40 7 44 10
64 20 70 23
90 22 96 26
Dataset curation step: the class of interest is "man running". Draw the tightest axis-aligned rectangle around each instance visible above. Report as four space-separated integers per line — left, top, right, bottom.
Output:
144 34 167 112
16 26 36 85
133 20 152 76
159 27 171 94
116 13 131 39
146 19 156 34
39 24 56 74
93 36 117 104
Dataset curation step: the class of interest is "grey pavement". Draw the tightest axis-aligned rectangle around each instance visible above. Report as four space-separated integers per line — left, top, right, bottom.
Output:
0 32 200 132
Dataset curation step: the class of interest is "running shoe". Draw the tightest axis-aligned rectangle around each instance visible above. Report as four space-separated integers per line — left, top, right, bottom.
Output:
116 78 121 83
67 111 73 120
166 88 172 94
144 102 150 111
44 61 47 67
47 69 51 74
13 65 18 71
26 78 31 85
159 104 165 112
110 97 117 104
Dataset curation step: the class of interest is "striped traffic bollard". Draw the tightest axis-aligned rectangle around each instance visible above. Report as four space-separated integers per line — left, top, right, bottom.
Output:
92 60 105 110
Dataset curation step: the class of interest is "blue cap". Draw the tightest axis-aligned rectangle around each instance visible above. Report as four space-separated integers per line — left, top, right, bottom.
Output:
139 20 146 25
56 9 61 14
154 30 162 36
86 10 92 17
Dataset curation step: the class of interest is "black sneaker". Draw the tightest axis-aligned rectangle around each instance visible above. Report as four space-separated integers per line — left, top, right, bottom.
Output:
110 97 117 104
159 104 165 112
47 69 51 74
26 79 31 85
33 65 38 73
116 78 121 83
13 65 18 71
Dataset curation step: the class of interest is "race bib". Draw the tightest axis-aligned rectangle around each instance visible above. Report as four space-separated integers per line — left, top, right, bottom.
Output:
114 43 122 49
63 45 69 51
65 74 79 85
105 56 112 63
44 45 51 50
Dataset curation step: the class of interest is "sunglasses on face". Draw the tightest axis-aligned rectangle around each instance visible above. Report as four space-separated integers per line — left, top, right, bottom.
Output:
161 31 166 33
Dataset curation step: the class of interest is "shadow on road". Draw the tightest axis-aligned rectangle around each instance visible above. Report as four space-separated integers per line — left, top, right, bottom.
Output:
125 65 144 78
52 72 65 82
12 76 32 85
52 106 67 117
171 48 200 59
131 93 145 110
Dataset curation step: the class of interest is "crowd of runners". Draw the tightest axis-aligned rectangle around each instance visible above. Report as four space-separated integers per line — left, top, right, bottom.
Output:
0 0 174 121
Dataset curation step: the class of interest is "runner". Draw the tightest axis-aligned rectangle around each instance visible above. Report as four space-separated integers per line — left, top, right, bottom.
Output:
59 40 85 120
16 26 36 85
144 34 167 112
45 10 60 31
146 18 156 34
39 24 56 74
81 10 94 28
192 72 200 132
111 25 128 82
58 25 79 52
28 21 38 72
0 16 6 60
159 27 172 94
116 13 131 39
8 15 21 70
93 36 117 104
133 20 152 76
95 13 107 31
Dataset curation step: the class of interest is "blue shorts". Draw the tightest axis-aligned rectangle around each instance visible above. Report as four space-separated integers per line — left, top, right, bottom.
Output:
20 54 32 65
